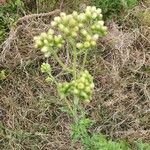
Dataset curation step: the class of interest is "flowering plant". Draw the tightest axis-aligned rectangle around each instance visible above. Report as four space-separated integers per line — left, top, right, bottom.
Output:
34 6 108 149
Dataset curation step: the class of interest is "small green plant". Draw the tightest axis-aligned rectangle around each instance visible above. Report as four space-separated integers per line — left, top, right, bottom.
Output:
0 0 24 43
34 6 131 149
93 0 138 18
135 141 150 150
0 70 6 80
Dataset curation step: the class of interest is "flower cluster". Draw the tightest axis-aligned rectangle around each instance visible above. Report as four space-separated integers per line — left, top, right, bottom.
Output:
34 6 107 56
71 70 94 102
58 82 73 98
75 6 107 49
76 32 99 49
34 29 64 57
51 11 79 37
58 70 94 102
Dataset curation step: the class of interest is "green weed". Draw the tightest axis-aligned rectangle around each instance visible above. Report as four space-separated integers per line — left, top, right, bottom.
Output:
0 70 6 80
0 0 24 43
93 0 138 18
135 141 150 150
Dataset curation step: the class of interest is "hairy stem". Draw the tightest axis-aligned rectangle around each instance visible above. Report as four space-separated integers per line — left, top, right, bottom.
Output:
63 98 74 116
73 96 79 122
70 39 77 79
53 52 72 73
47 72 58 85
82 49 88 71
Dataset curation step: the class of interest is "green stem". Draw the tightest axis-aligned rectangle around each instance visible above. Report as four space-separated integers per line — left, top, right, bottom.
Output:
63 98 74 116
48 72 58 85
73 47 77 79
53 52 72 73
73 96 79 123
53 52 66 68
82 49 88 71
70 39 77 79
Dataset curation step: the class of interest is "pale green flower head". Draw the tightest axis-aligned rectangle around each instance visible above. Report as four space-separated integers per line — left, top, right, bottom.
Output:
41 63 51 73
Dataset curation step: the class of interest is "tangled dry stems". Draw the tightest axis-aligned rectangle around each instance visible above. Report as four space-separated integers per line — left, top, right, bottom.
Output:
0 8 150 149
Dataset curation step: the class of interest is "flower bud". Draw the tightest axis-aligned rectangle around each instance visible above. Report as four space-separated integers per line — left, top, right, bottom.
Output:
54 35 62 44
35 39 43 48
86 6 92 11
84 41 91 48
81 29 88 36
96 8 102 14
80 77 86 83
78 83 85 89
51 21 57 27
85 87 91 93
91 40 96 46
40 32 47 38
91 6 96 12
58 82 72 97
102 26 107 31
85 10 92 18
41 46 49 53
48 29 54 35
58 34 62 39
47 35 53 41
57 43 62 48
91 25 96 30
79 23 84 28
34 36 39 41
74 26 79 32
86 35 92 41
60 12 66 17
99 26 108 36
43 39 50 45
41 63 51 73
58 24 65 30
92 13 98 19
63 27 70 34
69 18 77 27
85 7 92 17
44 52 51 57
73 89 79 94
98 14 103 19
76 43 83 49
72 11 78 18
54 16 61 23
71 32 77 37
78 13 86 22
62 15 68 24
92 34 99 41
90 83 94 89
98 21 104 26
80 92 88 99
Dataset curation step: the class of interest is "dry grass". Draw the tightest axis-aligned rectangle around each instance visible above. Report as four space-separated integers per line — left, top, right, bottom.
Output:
0 3 150 150
0 10 73 150
87 8 150 142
